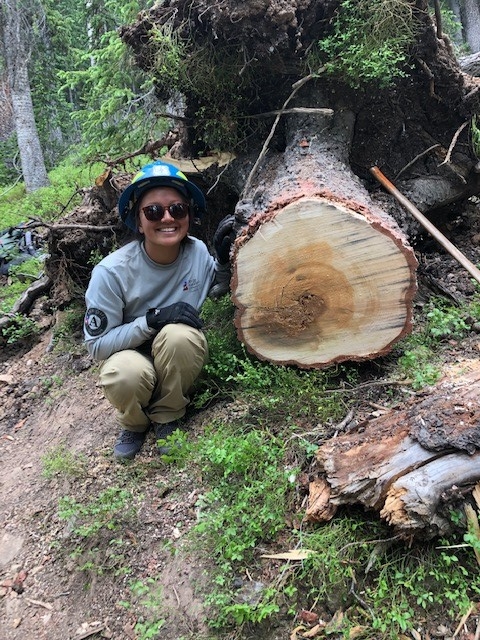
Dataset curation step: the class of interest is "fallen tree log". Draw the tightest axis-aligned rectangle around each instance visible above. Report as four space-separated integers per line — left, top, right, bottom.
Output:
230 110 418 368
0 276 52 332
305 360 480 539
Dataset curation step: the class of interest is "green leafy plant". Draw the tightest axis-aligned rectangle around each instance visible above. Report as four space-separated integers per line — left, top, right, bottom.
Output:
396 296 473 389
57 486 139 575
398 345 442 389
42 444 88 479
50 304 86 354
58 486 136 539
172 421 293 627
309 0 418 88
156 428 191 466
119 578 166 639
471 114 480 160
1 314 40 345
425 304 469 340
288 515 480 637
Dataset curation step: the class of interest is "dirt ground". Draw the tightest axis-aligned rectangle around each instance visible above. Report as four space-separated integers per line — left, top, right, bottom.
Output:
0 328 224 640
2 199 480 640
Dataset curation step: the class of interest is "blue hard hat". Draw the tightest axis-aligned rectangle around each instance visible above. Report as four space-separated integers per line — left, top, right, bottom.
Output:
118 160 207 230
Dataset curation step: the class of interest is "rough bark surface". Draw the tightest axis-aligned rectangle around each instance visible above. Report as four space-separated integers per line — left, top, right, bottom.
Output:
2 0 50 192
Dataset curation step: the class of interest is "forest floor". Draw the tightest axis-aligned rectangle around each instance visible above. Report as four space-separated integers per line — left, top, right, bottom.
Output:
2 201 480 640
0 328 231 640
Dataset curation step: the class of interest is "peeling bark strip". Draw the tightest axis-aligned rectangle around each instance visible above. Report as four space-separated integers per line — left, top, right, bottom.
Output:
306 362 480 538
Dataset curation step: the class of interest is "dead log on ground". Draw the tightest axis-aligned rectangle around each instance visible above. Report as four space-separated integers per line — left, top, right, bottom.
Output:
305 360 480 539
0 276 52 332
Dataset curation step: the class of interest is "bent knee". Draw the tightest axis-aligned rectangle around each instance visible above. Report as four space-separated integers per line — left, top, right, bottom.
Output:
153 324 207 359
99 351 156 394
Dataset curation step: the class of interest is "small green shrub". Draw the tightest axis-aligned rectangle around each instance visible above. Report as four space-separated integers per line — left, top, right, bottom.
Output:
42 444 88 479
50 304 86 354
175 420 293 627
56 487 138 574
1 314 40 345
396 296 473 389
309 0 417 88
58 486 136 539
425 304 469 340
119 578 166 640
398 346 441 389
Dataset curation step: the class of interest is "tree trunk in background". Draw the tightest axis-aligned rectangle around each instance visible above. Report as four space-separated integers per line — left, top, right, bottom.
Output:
462 0 480 53
1 0 50 192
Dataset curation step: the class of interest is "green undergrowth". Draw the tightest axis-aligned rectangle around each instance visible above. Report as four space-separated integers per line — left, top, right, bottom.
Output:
308 0 418 88
159 417 480 636
197 296 356 425
394 294 476 389
0 155 105 228
39 289 480 637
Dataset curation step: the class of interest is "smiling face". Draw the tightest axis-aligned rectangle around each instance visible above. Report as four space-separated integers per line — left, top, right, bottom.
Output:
137 186 191 264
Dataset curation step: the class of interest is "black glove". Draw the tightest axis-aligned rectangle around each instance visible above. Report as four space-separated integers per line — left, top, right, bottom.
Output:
208 262 231 299
213 215 236 264
146 302 203 331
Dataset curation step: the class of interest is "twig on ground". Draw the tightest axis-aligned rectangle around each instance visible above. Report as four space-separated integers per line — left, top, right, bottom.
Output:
453 604 474 638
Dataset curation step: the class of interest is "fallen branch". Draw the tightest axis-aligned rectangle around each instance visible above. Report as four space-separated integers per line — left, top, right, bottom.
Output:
105 134 177 168
0 276 52 331
248 107 334 119
13 218 117 233
72 624 106 640
371 166 480 285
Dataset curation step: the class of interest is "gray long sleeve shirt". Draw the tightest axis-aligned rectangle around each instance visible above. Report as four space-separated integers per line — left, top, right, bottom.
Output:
84 237 216 361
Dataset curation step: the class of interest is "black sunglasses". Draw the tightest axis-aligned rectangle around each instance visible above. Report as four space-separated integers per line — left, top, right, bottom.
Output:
141 202 190 221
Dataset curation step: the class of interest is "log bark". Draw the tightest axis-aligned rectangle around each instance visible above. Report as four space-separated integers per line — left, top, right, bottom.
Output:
0 276 52 332
230 110 418 368
460 51 480 76
305 360 480 539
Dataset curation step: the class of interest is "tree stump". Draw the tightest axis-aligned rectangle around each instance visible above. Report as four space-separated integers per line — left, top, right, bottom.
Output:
231 111 418 368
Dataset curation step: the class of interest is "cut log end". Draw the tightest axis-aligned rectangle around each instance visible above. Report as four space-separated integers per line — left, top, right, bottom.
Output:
232 197 417 368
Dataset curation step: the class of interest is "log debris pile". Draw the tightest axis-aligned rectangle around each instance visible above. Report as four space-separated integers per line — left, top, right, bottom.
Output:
305 360 480 539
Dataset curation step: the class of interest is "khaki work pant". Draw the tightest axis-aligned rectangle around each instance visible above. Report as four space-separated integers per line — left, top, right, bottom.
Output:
99 324 208 431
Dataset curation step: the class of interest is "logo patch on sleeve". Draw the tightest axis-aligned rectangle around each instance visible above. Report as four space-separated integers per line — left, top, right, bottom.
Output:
85 308 108 336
